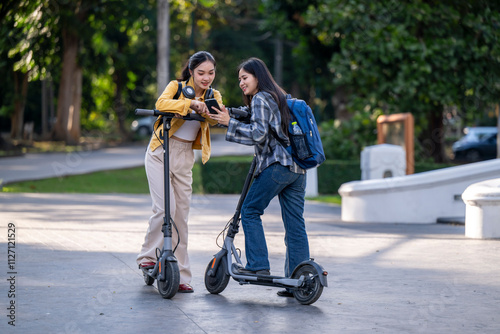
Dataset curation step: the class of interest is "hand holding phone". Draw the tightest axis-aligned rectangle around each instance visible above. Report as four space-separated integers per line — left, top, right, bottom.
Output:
205 98 221 115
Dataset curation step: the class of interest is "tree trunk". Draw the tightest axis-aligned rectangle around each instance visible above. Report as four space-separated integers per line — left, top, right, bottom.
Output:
51 28 79 143
331 86 351 121
420 108 445 163
113 68 132 141
68 66 82 144
497 104 499 159
274 35 283 86
41 79 48 138
10 71 29 139
157 0 170 95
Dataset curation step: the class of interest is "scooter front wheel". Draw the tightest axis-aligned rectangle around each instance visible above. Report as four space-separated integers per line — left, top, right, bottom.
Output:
157 261 180 299
204 256 230 294
292 264 323 305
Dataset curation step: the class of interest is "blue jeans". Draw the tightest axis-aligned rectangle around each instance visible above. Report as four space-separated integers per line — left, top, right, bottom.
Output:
241 163 309 277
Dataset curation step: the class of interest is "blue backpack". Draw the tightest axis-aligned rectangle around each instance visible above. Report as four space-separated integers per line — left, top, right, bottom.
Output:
272 96 326 170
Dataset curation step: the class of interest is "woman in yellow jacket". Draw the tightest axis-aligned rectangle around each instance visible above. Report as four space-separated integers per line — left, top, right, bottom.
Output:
137 51 221 293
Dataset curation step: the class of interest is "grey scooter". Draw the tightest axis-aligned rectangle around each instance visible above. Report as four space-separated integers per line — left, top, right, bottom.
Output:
135 108 205 299
204 110 328 305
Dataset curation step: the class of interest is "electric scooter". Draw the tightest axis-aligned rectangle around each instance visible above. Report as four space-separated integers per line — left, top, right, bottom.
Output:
204 110 328 305
135 108 205 299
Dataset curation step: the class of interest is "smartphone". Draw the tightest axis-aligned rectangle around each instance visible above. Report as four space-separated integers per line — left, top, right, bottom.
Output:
205 98 220 114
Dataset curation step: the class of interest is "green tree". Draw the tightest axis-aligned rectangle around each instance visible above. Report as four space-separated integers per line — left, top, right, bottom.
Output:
306 0 500 162
0 0 58 140
258 0 337 121
166 0 271 108
86 0 157 140
49 0 103 144
206 0 270 107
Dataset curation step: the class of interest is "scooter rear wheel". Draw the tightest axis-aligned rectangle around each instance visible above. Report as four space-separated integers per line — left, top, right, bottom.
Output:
142 269 155 286
157 261 180 299
204 256 230 294
292 264 323 305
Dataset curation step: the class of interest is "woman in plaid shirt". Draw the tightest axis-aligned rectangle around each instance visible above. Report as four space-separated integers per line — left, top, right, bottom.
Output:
210 57 309 298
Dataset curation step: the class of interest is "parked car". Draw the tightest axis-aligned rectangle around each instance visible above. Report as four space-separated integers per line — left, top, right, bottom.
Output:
452 126 498 162
131 116 156 137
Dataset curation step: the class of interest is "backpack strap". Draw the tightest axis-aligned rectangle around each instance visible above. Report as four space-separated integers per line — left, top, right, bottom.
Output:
204 87 214 99
270 95 296 148
173 81 182 99
288 98 297 122
155 81 183 133
271 128 289 148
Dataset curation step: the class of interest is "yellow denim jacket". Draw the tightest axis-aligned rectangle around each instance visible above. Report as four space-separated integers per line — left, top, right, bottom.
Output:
149 78 221 164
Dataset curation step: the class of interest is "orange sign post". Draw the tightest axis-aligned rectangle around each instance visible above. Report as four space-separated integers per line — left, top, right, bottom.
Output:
376 113 414 175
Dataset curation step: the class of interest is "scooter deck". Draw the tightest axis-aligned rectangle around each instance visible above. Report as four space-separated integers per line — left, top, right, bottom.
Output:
233 273 284 279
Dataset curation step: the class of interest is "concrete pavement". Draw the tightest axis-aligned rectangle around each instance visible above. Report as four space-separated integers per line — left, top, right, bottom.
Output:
0 192 499 333
0 135 499 333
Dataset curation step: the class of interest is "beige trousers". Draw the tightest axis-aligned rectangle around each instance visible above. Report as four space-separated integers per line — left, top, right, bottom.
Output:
137 139 195 284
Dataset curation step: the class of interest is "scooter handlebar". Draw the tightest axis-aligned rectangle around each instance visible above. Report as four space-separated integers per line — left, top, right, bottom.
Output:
228 107 250 123
135 109 160 116
134 108 205 122
228 108 248 118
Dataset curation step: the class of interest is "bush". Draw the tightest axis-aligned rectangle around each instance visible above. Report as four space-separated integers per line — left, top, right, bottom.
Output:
320 109 379 160
199 157 457 195
317 160 361 194
414 161 456 173
200 156 253 194
199 157 361 195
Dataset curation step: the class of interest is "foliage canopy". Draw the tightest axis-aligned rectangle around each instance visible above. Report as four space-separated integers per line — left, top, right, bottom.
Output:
0 0 498 161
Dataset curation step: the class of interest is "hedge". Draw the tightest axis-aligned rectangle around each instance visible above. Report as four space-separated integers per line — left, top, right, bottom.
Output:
200 156 254 194
317 160 361 194
200 157 359 194
198 156 457 195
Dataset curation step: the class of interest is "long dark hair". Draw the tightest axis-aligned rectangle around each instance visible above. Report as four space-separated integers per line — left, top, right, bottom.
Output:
178 51 216 82
238 57 291 134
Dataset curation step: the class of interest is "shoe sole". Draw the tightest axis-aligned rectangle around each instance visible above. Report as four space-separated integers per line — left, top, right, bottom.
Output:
277 291 294 298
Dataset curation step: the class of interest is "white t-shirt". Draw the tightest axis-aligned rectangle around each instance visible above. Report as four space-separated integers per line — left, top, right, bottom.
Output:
173 98 201 141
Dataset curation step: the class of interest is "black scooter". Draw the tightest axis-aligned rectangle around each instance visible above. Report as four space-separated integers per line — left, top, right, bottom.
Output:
204 109 328 305
135 108 205 299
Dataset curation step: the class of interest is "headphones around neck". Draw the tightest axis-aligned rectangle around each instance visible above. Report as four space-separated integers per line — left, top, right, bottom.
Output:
174 81 213 100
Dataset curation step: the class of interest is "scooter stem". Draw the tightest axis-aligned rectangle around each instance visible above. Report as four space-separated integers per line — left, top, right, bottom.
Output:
162 116 172 239
227 157 257 238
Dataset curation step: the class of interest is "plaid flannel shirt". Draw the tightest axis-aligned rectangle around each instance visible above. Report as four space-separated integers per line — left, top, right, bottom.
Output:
225 91 305 176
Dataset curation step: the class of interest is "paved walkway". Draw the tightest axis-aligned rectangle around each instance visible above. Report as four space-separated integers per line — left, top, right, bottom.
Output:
0 193 499 333
0 135 499 333
0 134 254 185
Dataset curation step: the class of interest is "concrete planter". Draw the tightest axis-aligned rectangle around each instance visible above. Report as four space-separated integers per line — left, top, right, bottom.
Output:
339 159 500 223
462 178 500 239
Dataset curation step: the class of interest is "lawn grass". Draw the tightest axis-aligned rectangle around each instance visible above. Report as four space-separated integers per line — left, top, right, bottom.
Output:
306 195 342 205
2 164 204 194
1 166 151 193
1 164 339 204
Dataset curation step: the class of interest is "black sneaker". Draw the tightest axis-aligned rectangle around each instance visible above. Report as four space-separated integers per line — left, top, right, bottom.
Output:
277 289 294 298
233 263 270 275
